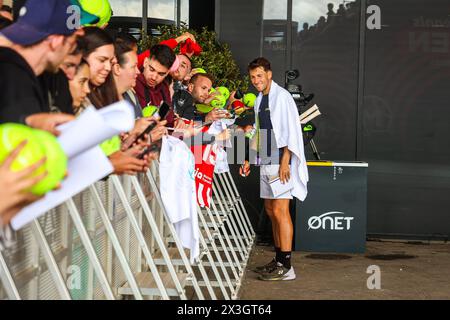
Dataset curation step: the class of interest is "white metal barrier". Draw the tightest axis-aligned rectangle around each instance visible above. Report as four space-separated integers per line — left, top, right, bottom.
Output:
0 162 255 300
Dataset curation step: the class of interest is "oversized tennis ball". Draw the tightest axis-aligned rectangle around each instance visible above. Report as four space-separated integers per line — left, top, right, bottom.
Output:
216 87 230 101
210 94 226 109
243 93 257 108
78 0 112 27
100 135 121 157
31 130 68 195
231 100 246 115
142 105 158 118
196 104 214 114
0 123 46 194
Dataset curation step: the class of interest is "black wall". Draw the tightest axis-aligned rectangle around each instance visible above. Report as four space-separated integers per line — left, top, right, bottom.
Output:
217 0 450 239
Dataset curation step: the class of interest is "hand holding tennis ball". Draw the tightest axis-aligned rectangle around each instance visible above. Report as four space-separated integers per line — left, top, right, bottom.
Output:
0 123 67 196
216 87 230 101
210 94 227 109
142 105 158 118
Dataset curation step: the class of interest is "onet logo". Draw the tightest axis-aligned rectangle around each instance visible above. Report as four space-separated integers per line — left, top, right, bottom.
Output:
308 211 355 231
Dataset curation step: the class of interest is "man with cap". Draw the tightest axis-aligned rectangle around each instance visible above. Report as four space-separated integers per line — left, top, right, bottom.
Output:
39 1 99 116
0 0 96 131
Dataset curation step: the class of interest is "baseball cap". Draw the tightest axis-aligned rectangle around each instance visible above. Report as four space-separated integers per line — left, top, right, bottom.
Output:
0 0 99 46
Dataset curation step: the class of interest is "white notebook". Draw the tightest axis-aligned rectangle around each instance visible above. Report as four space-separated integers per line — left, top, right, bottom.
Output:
11 101 135 230
269 176 294 198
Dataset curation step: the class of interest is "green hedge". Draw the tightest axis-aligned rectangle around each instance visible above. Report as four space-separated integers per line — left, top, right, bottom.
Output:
139 24 249 92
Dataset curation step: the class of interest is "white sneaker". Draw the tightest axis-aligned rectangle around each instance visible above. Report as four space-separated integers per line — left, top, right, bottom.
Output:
258 263 296 281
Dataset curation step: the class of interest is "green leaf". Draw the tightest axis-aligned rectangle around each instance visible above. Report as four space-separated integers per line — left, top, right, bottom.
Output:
137 25 249 92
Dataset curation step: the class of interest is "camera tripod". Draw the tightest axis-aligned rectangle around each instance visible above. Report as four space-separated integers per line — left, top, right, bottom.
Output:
302 121 321 160
285 69 322 160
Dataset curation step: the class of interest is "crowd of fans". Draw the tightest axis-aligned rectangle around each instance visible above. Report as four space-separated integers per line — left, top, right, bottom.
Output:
0 0 236 243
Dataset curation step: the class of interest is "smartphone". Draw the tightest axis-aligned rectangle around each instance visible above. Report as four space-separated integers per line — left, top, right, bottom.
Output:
138 142 161 160
158 102 171 120
134 121 158 144
131 103 170 148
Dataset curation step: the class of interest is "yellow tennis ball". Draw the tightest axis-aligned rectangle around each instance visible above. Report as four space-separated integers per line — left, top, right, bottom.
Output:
100 136 121 157
243 93 257 108
31 130 68 195
216 87 230 101
196 104 214 114
210 95 226 109
0 123 47 195
78 0 112 27
192 68 206 74
142 105 158 118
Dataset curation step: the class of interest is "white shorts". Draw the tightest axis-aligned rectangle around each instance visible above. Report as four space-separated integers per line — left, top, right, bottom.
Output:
260 165 293 200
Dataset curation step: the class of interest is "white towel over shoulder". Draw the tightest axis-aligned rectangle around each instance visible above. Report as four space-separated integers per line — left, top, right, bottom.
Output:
159 136 199 264
254 80 309 201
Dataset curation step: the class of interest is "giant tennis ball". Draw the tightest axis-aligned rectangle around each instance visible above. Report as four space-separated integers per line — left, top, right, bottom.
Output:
31 130 68 195
196 104 214 114
142 105 158 118
216 87 230 101
210 94 226 109
243 93 257 108
0 123 46 194
79 0 112 27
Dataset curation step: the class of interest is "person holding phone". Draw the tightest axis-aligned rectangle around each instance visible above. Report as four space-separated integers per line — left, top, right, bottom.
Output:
135 44 177 127
78 27 150 175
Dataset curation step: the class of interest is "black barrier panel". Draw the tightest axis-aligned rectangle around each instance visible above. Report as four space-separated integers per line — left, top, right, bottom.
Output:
295 163 368 253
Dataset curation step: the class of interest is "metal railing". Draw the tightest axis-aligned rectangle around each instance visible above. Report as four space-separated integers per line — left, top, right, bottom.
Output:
0 161 255 300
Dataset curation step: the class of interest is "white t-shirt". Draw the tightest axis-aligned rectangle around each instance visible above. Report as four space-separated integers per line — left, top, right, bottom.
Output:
159 136 199 264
